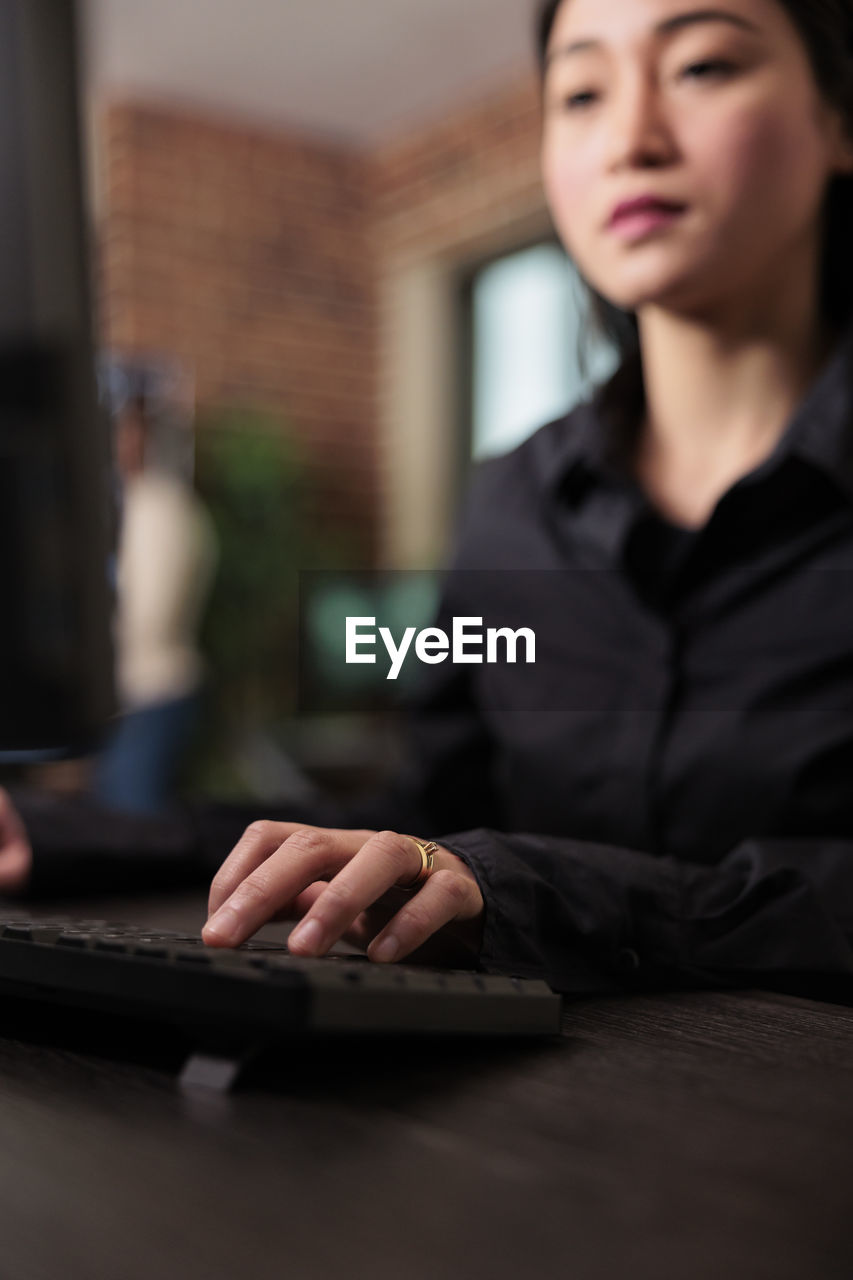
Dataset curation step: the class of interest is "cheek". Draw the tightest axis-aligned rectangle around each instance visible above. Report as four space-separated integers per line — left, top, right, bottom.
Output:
695 104 823 214
541 132 598 239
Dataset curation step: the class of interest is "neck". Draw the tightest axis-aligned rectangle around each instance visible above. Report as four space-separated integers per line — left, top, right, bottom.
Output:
631 281 838 527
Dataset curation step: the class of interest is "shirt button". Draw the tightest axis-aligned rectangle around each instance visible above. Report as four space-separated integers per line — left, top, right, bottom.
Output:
615 947 641 973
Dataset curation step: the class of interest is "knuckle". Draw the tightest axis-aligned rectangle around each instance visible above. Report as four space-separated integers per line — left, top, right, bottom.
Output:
319 880 352 914
431 869 469 907
372 829 407 858
234 876 275 912
371 829 402 849
244 819 276 843
401 903 433 935
430 868 457 885
284 827 328 859
209 865 232 897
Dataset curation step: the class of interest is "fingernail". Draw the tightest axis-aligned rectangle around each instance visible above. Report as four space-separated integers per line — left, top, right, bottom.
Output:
289 918 323 952
203 905 241 945
371 935 399 962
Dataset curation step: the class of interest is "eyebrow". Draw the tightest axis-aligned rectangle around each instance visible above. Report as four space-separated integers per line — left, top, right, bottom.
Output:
544 8 761 68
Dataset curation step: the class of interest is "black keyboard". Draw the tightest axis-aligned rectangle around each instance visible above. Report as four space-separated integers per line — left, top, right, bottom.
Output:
0 917 562 1067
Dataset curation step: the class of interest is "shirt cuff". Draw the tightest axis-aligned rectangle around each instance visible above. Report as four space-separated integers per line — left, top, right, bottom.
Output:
434 826 660 993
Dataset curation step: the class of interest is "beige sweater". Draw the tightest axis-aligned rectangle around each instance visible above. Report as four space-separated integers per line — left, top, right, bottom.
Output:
115 470 218 708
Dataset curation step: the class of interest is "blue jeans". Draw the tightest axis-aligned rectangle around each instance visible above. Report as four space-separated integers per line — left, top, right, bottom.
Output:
93 691 201 816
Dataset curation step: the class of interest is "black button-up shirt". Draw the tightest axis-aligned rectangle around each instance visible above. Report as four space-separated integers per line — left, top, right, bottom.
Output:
20 320 853 1002
370 318 853 997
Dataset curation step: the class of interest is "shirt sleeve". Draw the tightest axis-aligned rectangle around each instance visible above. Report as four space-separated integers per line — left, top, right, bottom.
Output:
435 826 853 1000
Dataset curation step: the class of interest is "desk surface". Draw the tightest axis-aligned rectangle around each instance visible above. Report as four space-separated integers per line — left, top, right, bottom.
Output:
0 890 850 1280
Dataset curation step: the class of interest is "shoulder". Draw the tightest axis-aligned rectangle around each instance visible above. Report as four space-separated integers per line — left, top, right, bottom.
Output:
449 403 595 567
469 403 593 500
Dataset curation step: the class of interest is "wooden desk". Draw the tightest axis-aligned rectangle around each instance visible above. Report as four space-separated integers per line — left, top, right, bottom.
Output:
0 891 851 1280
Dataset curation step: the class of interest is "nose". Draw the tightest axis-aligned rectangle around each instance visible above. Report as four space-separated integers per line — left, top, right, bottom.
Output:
606 70 677 171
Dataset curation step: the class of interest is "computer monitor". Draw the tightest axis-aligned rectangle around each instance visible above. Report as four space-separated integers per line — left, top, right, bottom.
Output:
0 0 114 757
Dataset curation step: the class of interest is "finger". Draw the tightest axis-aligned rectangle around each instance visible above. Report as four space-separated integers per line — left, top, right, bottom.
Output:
285 830 428 957
0 790 32 893
310 897 404 951
298 907 375 951
281 882 403 927
289 881 327 916
207 821 316 917
207 822 376 916
0 843 31 893
203 826 372 946
279 876 411 927
269 883 377 948
261 881 328 924
365 868 480 964
0 788 24 837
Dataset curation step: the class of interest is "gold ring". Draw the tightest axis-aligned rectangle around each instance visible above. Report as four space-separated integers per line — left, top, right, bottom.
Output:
398 838 439 890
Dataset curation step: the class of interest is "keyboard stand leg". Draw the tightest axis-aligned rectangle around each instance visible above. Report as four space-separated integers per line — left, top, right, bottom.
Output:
179 1042 263 1092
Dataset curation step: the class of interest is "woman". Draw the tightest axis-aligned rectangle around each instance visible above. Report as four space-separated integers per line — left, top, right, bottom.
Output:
6 0 853 997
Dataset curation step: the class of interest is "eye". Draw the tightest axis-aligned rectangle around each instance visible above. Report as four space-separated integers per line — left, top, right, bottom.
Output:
555 58 738 113
560 90 599 112
680 58 737 81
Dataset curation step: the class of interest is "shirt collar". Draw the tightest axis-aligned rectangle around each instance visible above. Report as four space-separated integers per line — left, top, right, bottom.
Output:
537 316 853 505
770 319 853 501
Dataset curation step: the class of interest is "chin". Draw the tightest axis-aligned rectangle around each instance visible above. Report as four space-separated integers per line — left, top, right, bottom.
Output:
594 263 712 316
578 227 714 305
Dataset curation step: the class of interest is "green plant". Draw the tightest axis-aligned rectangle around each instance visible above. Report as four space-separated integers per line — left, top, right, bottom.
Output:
186 406 363 796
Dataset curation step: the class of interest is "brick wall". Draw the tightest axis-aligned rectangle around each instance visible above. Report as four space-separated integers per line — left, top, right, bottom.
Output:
373 74 544 262
95 70 547 564
98 102 379 559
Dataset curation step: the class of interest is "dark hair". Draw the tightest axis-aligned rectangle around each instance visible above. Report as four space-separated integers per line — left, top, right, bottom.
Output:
535 0 853 371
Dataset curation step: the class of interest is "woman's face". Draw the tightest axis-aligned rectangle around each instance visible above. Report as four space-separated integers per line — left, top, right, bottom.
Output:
540 0 853 319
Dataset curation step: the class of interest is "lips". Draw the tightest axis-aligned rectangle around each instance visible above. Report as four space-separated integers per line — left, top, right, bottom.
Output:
609 196 687 227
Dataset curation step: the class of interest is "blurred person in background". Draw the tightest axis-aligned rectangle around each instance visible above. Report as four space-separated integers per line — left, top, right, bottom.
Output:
92 389 219 816
4 0 853 1002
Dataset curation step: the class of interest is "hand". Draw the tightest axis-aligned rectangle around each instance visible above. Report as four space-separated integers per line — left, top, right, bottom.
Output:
202 823 485 967
0 789 32 894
